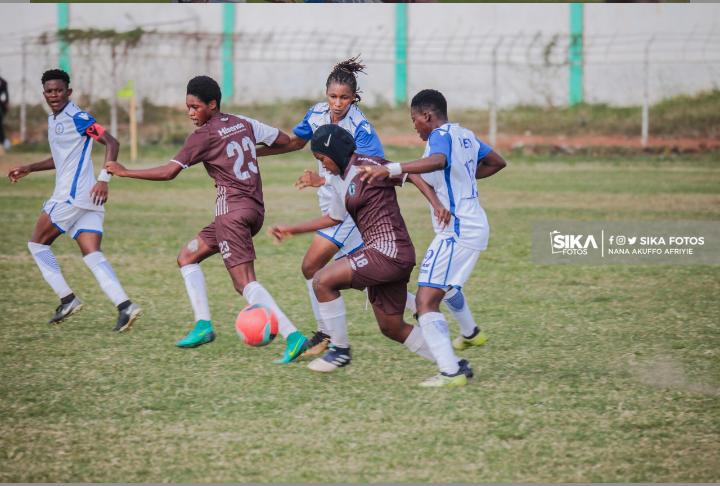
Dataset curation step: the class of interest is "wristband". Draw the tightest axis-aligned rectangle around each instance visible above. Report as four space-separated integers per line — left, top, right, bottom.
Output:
387 162 402 177
97 169 112 183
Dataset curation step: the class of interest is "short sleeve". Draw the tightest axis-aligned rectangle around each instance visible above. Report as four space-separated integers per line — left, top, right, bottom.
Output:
172 130 210 168
72 111 97 135
244 116 280 146
292 107 314 141
476 138 493 161
326 183 348 222
354 121 384 157
427 129 452 166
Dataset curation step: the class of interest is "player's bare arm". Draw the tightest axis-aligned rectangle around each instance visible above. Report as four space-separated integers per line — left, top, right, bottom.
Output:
269 215 341 243
106 160 183 181
359 153 446 184
256 133 307 157
407 173 451 229
88 131 120 206
476 150 507 179
294 169 326 190
8 157 55 183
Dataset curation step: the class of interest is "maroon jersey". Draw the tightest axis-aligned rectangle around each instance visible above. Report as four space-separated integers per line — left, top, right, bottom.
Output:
172 112 279 216
327 154 415 265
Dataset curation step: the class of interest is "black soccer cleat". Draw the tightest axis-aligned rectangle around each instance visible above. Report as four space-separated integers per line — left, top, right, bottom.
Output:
114 302 142 332
299 330 331 360
48 297 84 324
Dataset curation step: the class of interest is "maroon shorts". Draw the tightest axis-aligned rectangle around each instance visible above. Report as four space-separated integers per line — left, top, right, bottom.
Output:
348 248 415 315
198 208 264 269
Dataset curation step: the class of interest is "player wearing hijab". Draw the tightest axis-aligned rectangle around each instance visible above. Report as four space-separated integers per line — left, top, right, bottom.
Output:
271 125 472 384
256 57 420 359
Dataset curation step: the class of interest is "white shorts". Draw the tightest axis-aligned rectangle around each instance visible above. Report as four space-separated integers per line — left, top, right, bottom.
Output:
43 200 104 240
316 214 364 260
417 234 481 290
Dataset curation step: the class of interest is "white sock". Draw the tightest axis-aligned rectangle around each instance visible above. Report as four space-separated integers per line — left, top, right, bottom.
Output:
82 251 129 306
418 312 460 375
243 281 297 338
306 278 326 333
443 288 478 337
405 291 417 314
28 242 73 299
403 325 435 361
318 296 348 348
180 264 211 322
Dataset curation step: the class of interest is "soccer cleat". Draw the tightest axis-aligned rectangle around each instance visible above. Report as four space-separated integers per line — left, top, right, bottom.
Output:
273 330 308 364
176 320 216 348
299 330 331 360
48 297 84 324
452 330 488 351
419 370 468 388
114 303 142 332
458 358 474 379
308 345 352 373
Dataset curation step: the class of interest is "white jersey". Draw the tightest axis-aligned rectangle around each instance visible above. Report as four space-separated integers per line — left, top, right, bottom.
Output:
47 101 103 211
420 123 494 251
293 102 384 215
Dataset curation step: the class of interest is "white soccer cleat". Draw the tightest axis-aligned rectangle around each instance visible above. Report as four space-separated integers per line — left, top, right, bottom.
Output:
307 345 351 373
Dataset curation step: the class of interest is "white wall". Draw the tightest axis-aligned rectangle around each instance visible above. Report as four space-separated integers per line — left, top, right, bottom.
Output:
0 3 718 110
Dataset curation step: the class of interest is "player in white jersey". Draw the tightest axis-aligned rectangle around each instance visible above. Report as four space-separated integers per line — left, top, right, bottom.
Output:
257 57 419 359
360 89 507 387
7 69 141 331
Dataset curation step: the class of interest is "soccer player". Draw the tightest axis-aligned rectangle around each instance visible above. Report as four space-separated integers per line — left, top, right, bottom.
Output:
270 125 471 383
256 57 419 359
105 76 308 363
360 89 507 387
7 69 142 331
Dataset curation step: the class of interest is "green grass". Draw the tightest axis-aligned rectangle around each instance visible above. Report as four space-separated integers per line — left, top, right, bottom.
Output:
1 147 719 482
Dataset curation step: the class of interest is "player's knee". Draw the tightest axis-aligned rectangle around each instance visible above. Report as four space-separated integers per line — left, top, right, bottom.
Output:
377 320 403 342
177 250 193 267
312 270 333 295
177 238 201 267
301 259 318 280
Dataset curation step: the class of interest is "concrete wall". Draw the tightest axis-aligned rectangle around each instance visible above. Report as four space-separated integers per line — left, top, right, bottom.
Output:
0 3 718 110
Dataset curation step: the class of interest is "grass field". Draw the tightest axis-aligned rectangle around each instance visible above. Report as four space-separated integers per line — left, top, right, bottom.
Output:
1 146 719 482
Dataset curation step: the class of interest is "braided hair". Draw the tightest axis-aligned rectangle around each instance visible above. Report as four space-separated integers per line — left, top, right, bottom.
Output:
325 56 366 104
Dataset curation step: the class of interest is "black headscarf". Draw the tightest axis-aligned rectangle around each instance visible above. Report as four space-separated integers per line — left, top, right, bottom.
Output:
310 124 356 174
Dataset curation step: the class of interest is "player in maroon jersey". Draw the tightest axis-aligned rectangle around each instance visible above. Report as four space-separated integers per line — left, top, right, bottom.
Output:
106 76 308 362
270 125 471 381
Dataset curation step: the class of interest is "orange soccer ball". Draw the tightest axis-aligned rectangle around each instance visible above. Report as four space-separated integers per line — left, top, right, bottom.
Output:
235 304 278 347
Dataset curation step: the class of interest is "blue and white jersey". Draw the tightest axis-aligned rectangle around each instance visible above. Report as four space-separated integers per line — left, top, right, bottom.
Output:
420 123 494 251
47 101 102 211
293 102 384 214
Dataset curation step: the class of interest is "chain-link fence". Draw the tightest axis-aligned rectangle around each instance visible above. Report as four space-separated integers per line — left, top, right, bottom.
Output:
2 27 719 145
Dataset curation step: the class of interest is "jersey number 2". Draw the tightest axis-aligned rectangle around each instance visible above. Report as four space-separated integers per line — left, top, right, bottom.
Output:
227 138 258 181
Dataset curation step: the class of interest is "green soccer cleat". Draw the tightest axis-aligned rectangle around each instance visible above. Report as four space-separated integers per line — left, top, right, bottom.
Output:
273 330 308 364
176 320 216 348
452 330 488 351
419 372 468 388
